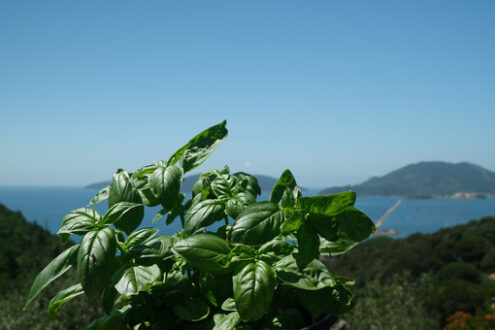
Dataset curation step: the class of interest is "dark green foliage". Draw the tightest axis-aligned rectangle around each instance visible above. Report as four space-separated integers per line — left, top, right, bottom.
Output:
0 203 103 329
345 274 440 330
426 263 495 319
480 248 495 272
25 244 79 308
332 216 495 285
434 262 482 283
0 204 65 289
330 216 495 327
429 279 490 319
454 236 490 264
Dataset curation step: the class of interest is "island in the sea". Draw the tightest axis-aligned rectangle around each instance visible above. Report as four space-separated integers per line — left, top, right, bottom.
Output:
319 161 495 199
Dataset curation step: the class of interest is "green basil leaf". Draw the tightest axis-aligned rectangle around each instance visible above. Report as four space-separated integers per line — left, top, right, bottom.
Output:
211 175 235 198
173 297 210 322
270 169 301 210
215 224 232 241
231 201 283 246
226 192 255 219
258 253 288 265
165 193 186 225
132 164 157 178
149 165 183 210
77 228 117 299
183 199 226 237
276 307 307 330
152 208 167 224
154 160 168 167
24 244 79 310
85 310 125 330
336 207 376 242
101 201 143 235
194 170 222 191
259 238 295 257
225 198 243 220
237 192 256 205
296 284 354 318
102 266 127 314
108 169 143 207
190 192 204 208
193 178 211 199
281 210 303 234
147 235 177 257
294 223 319 268
299 191 356 216
228 244 257 269
107 169 144 234
87 186 110 207
221 298 237 312
172 234 231 274
160 270 195 301
127 235 177 266
233 260 276 322
233 172 261 196
260 315 284 329
58 208 101 243
125 228 160 249
132 175 160 207
115 265 161 296
48 283 83 318
301 192 358 242
199 273 233 308
307 213 338 241
220 165 230 174
319 237 358 256
213 312 241 330
275 255 336 291
168 120 228 173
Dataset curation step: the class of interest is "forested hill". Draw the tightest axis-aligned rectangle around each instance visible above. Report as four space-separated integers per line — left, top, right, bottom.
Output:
331 216 495 328
0 203 65 288
87 173 288 192
0 203 102 328
320 161 495 198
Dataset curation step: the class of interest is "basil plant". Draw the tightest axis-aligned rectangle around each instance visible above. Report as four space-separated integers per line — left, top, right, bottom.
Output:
25 121 375 329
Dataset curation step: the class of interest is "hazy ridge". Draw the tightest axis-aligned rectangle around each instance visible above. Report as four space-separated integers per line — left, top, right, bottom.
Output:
320 161 495 198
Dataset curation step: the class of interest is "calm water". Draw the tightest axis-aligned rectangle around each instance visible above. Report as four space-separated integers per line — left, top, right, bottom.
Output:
1 186 494 241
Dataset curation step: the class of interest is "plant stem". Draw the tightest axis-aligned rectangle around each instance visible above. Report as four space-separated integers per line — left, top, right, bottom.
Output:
225 216 229 225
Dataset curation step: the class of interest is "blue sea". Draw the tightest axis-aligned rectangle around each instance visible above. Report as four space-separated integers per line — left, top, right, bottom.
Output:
1 186 494 242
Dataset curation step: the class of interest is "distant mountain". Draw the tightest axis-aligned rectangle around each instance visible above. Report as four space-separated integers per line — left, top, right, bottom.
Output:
319 161 495 198
86 173 291 192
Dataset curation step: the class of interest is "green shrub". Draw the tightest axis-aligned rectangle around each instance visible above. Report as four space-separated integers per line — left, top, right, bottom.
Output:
429 263 493 318
454 236 489 264
0 204 102 329
434 262 482 284
344 273 439 330
1 270 103 330
480 248 495 272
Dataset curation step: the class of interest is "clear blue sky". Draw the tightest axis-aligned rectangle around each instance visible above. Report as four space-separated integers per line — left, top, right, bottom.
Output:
1 1 494 187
